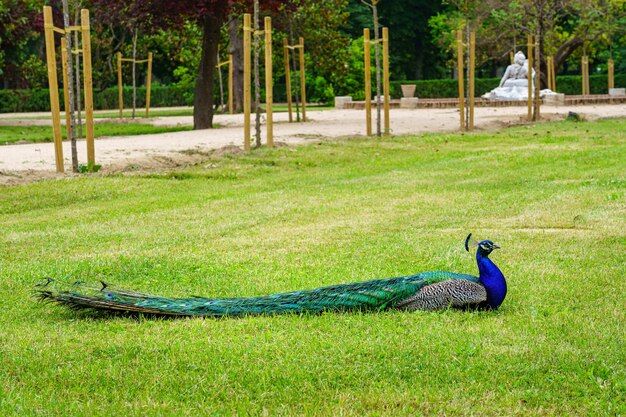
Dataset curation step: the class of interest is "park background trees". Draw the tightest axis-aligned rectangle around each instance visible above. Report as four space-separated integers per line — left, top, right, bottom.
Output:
1 0 625 121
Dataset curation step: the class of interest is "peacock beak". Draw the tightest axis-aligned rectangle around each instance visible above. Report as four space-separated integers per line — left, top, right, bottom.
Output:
493 244 500 249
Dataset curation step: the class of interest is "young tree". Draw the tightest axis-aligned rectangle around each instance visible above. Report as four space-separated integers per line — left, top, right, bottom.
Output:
91 0 231 129
362 0 383 137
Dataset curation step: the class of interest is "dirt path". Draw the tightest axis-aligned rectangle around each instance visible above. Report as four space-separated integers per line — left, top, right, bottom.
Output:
1 104 624 185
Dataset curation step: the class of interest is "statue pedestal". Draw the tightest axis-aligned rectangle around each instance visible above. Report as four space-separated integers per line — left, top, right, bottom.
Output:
400 97 419 108
543 93 565 105
334 96 353 109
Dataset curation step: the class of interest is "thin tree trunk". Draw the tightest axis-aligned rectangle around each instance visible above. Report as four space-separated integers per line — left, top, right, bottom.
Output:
62 0 78 171
131 27 138 119
253 0 261 147
193 15 221 129
228 16 243 113
74 6 82 140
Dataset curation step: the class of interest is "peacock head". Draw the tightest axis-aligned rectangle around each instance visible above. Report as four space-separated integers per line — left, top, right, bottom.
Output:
465 233 500 257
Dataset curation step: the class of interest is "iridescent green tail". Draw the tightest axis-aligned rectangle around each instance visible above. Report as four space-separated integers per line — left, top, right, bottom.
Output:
35 272 472 317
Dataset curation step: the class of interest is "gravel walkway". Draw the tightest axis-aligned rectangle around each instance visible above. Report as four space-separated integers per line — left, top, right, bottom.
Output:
1 104 624 179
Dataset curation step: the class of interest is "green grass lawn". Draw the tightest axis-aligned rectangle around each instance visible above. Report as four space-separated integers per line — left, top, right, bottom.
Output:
1 118 624 416
0 122 192 144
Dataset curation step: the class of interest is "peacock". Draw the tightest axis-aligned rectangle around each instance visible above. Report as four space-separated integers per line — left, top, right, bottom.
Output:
35 234 507 317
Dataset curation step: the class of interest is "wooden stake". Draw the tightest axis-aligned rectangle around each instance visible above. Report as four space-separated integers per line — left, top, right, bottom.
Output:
548 57 552 91
608 58 614 91
43 6 64 173
456 30 465 131
534 33 541 120
527 35 533 121
283 38 293 123
243 13 251 151
61 38 71 139
117 52 123 119
228 54 233 114
299 36 306 122
81 9 95 167
382 27 390 136
264 17 273 148
469 31 475 130
145 52 152 117
581 56 589 96
546 57 552 91
551 56 556 92
364 28 372 136
510 50 514 65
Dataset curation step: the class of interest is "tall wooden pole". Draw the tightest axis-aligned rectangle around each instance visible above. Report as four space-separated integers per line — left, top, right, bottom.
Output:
81 9 95 168
61 38 71 139
456 30 465 131
581 56 589 96
299 36 306 122
469 31 475 130
61 0 77 171
527 34 533 122
382 27 390 136
117 52 123 119
608 58 614 91
243 13 251 151
364 28 372 136
43 6 64 173
534 33 541 120
546 57 552 91
550 57 556 93
228 53 233 114
264 17 273 148
145 52 152 117
283 38 293 123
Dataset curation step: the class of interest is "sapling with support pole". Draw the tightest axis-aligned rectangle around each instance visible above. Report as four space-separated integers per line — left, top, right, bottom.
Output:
363 27 390 136
283 37 307 123
215 53 233 114
117 51 153 118
455 29 474 131
43 5 95 173
242 12 274 151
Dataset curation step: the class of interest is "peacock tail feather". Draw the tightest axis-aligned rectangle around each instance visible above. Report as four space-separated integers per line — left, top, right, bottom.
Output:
35 271 480 318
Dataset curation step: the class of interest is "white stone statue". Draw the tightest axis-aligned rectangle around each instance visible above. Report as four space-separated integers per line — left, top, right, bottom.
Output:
483 51 535 100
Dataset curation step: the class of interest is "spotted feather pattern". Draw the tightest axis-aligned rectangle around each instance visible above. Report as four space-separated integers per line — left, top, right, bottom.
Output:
395 280 487 310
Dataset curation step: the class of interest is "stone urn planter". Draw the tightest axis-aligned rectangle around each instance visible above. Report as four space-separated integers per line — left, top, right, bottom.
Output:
400 84 417 98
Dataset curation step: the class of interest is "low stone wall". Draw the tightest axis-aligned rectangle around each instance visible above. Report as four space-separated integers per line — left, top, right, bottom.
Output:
338 94 626 110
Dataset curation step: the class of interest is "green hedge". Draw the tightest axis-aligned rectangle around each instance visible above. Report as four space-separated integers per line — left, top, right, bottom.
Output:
390 74 626 99
2 74 625 113
0 85 194 113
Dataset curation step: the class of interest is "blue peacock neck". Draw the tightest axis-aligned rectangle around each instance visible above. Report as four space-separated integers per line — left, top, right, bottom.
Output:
476 251 507 309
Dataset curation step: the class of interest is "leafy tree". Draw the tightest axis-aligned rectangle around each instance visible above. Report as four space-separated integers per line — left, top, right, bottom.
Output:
430 0 626 86
346 0 447 80
90 0 232 129
0 0 40 88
